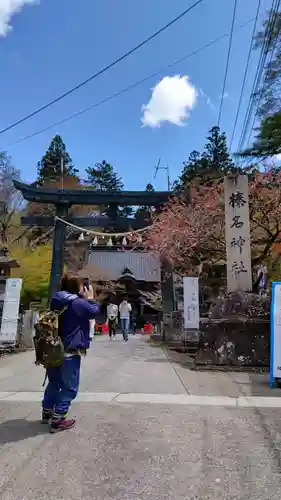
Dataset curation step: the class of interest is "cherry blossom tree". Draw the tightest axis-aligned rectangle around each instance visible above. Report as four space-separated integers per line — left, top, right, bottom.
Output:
249 170 281 264
143 169 281 273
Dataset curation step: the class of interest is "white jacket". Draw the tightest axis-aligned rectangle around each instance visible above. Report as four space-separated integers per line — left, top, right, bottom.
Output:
119 301 132 319
107 304 118 320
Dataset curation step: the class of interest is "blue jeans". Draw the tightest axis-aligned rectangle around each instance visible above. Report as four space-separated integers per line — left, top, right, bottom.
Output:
42 355 81 416
120 318 129 339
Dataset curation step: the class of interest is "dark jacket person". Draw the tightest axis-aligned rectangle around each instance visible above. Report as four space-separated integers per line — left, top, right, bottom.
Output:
42 274 99 433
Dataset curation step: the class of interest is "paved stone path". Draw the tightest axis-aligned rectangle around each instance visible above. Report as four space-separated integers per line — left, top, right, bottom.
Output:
1 335 281 498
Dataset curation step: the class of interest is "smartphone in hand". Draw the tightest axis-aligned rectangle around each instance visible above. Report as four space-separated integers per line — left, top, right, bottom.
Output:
83 277 90 290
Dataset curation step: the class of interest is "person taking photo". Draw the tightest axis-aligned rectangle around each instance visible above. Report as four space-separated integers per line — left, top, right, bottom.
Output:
41 274 99 433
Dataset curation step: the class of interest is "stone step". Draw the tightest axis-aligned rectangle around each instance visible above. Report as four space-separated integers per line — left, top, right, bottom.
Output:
185 343 198 350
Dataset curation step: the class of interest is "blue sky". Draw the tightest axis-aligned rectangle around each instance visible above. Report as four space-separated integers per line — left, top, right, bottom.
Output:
0 0 272 190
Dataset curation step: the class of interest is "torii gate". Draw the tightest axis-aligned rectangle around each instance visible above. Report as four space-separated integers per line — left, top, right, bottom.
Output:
14 181 175 312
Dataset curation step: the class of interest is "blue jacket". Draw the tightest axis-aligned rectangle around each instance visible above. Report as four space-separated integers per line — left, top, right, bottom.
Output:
51 291 100 351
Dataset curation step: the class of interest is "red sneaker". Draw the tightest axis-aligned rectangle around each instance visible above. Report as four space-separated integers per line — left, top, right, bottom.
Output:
49 418 76 434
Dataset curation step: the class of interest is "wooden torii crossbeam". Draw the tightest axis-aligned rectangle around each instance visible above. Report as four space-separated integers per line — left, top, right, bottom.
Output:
14 181 170 300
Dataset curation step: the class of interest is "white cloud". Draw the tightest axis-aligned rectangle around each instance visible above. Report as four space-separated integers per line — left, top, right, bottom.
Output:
0 0 37 37
141 75 197 128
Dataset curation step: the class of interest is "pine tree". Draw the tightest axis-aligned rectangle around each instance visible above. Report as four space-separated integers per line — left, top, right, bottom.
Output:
37 135 78 185
86 161 124 191
203 126 234 173
175 126 234 191
174 150 201 191
145 182 155 192
239 112 281 159
135 182 155 221
86 160 127 218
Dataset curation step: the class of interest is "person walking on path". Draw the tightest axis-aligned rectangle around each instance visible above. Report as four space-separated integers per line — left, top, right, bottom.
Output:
41 274 99 433
119 296 132 341
107 298 118 339
87 283 97 340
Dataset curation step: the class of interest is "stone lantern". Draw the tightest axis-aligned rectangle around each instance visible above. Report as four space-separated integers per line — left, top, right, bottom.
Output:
0 247 20 278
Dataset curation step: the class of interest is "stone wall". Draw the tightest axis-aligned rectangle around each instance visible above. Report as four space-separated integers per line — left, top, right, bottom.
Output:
196 318 270 366
161 292 271 367
195 291 270 367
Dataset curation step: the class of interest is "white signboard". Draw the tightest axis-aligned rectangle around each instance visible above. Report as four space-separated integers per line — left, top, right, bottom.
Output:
0 278 22 344
183 277 199 330
224 175 252 293
270 282 281 386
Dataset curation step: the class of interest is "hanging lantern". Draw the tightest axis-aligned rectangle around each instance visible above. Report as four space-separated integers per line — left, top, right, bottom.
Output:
78 232 84 241
122 237 127 246
107 237 113 247
92 236 98 246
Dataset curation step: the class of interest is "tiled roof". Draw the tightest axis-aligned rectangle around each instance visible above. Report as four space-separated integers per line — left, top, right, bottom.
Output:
88 251 160 282
77 263 114 282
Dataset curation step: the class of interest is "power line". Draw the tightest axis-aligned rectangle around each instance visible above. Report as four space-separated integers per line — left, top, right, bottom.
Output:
4 18 254 149
237 2 275 152
244 0 280 149
236 17 271 152
0 0 205 137
229 0 262 151
217 0 238 127
237 0 280 152
244 0 281 149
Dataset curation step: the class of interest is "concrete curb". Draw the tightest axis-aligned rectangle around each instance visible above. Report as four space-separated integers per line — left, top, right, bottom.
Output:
1 391 281 408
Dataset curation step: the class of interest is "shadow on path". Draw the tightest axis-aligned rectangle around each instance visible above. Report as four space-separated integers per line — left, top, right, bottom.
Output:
0 418 48 446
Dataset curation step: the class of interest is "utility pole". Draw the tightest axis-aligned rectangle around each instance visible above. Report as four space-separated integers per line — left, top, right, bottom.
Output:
167 165 171 192
154 157 171 191
61 155 64 191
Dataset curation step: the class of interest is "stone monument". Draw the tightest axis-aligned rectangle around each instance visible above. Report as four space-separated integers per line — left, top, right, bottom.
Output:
224 174 252 293
197 174 270 367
